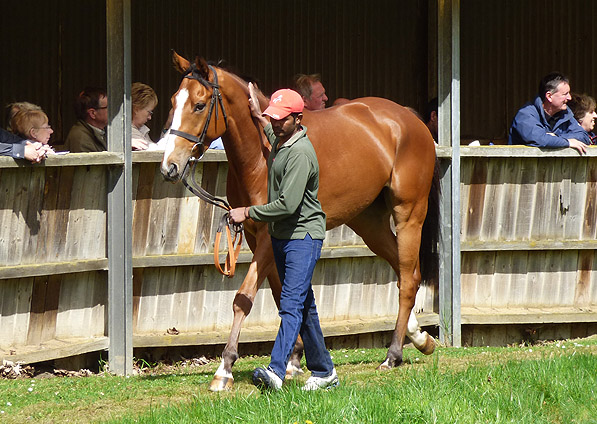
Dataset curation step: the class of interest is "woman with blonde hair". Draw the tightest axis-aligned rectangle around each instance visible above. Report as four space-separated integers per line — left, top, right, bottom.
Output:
131 82 158 150
11 108 55 149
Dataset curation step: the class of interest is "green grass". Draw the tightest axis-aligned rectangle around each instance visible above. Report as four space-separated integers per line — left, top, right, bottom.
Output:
0 337 595 423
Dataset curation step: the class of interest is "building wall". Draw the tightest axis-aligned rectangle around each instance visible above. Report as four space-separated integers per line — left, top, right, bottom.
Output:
2 1 595 145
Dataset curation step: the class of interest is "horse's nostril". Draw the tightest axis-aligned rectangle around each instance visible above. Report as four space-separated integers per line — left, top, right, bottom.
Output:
167 163 178 179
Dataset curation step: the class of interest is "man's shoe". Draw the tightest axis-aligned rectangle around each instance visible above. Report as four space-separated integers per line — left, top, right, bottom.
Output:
302 368 339 391
252 367 283 391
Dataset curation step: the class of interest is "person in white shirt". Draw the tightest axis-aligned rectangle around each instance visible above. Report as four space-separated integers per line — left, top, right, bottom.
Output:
131 82 158 150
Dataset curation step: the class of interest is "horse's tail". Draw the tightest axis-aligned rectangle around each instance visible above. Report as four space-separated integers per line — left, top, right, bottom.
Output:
419 158 441 287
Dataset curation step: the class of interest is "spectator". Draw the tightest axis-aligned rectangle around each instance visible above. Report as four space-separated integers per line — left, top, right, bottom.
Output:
424 97 438 142
567 93 597 145
406 106 423 121
11 108 55 149
5 102 41 132
0 127 46 163
293 73 328 110
131 82 158 150
508 72 590 154
229 84 338 392
64 87 108 153
332 97 350 106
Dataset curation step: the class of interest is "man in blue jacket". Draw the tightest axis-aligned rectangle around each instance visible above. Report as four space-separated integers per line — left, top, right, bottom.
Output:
508 72 590 154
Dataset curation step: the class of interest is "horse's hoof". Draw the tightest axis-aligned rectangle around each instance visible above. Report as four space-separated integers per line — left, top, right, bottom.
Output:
420 333 436 355
376 358 392 371
285 363 304 379
208 375 234 392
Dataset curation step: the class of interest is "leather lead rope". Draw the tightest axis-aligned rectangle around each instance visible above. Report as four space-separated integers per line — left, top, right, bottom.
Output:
181 158 243 278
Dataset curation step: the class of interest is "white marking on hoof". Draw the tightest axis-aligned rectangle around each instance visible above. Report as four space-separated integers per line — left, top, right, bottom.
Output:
214 359 233 379
377 358 392 370
285 362 304 379
420 333 436 355
208 375 234 392
209 360 234 391
407 310 428 348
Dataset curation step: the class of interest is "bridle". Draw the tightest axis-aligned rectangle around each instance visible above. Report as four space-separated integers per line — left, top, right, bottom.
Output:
171 63 228 156
174 64 242 277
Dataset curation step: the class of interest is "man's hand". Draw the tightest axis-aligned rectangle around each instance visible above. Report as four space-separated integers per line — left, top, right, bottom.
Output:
229 207 250 224
24 141 44 163
567 138 587 155
248 82 269 127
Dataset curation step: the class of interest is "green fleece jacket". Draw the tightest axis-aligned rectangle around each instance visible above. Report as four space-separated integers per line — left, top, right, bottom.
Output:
248 123 326 240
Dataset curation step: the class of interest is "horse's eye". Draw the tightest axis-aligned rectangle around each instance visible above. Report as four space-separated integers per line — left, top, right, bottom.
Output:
194 103 206 112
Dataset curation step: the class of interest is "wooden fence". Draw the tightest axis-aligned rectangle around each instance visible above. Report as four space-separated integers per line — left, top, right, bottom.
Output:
1 148 596 364
0 150 436 364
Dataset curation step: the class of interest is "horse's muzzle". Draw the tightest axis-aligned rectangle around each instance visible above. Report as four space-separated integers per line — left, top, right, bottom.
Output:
163 163 180 182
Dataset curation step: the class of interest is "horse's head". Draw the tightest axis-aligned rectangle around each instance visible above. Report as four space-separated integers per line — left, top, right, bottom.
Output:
161 51 228 181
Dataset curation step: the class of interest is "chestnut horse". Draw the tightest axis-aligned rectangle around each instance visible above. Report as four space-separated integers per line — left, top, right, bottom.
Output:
161 52 440 391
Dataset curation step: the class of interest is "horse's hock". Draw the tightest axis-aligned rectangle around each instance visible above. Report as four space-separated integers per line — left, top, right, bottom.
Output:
1 148 596 366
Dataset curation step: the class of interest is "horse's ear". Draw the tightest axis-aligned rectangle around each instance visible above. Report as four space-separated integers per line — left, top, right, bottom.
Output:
194 56 210 80
172 50 190 74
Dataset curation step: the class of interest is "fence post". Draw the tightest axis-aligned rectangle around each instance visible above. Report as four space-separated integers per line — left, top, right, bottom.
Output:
106 0 133 375
438 0 462 347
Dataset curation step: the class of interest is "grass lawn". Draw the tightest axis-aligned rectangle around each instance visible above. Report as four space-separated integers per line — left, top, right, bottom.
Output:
0 336 595 423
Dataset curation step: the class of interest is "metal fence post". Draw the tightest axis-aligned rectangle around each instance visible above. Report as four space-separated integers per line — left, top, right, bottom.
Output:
106 0 133 375
438 0 461 347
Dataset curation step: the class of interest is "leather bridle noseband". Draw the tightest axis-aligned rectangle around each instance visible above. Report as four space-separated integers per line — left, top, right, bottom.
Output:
173 64 242 277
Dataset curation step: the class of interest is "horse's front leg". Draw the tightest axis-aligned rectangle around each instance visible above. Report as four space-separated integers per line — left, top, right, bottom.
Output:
209 228 275 391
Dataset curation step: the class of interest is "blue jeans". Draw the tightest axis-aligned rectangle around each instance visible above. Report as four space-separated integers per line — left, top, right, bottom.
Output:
268 234 334 380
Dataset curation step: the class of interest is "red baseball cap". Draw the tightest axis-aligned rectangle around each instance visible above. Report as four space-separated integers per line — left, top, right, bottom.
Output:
263 89 304 120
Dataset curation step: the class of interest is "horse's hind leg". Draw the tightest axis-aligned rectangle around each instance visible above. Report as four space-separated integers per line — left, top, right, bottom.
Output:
209 227 276 391
348 196 434 368
381 187 433 368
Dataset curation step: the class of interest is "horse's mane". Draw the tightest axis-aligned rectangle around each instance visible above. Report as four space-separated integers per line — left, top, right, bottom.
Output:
212 65 271 156
219 67 269 111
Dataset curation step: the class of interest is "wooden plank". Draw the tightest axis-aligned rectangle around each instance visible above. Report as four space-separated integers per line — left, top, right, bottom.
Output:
131 149 227 164
563 158 585 239
461 239 597 251
9 168 30 266
195 162 217 254
575 251 593 307
44 167 75 261
0 246 377 279
132 163 155 255
176 182 201 255
461 306 597 324
0 337 109 364
20 167 45 263
582 160 597 239
0 278 34 346
0 153 123 169
2 145 596 170
459 146 597 158
132 313 439 347
514 157 537 240
26 275 61 345
463 158 487 239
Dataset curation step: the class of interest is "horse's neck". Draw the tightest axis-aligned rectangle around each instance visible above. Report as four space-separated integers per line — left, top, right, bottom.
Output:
220 104 268 195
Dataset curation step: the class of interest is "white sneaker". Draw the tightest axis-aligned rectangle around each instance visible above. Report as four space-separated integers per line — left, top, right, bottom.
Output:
252 367 283 391
302 368 339 391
